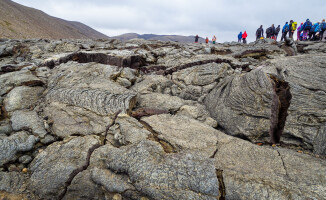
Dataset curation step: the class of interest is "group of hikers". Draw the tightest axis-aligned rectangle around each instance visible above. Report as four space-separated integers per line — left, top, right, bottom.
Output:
194 35 217 44
194 18 326 44
255 19 326 42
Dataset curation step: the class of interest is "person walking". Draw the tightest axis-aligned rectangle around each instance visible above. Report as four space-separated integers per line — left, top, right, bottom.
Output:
281 22 290 41
301 19 313 41
266 25 275 39
256 25 264 40
238 32 242 42
266 27 271 39
242 31 248 44
289 20 297 39
320 19 326 41
275 25 281 40
297 23 303 40
212 35 217 44
194 35 199 43
205 37 209 44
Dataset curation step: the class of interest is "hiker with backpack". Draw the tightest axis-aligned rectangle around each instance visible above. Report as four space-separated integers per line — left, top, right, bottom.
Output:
320 19 326 41
266 24 275 39
238 32 242 42
242 31 248 44
310 22 320 41
256 25 264 40
297 23 303 41
205 37 209 44
275 25 281 40
289 20 297 39
270 24 276 40
281 22 290 41
300 19 313 41
266 26 272 39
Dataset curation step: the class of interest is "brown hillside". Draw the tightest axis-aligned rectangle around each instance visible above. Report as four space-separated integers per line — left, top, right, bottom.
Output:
0 0 109 39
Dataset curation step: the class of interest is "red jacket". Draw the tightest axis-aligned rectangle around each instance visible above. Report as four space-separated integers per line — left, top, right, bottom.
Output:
242 32 247 39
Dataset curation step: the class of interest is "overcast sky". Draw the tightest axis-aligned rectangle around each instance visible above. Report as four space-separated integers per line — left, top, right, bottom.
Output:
13 0 326 42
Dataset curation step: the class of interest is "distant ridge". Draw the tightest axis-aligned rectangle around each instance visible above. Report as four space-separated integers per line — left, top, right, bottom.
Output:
112 33 206 43
0 0 109 39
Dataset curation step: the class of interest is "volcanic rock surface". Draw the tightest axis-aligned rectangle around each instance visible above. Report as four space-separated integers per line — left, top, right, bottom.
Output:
0 37 326 200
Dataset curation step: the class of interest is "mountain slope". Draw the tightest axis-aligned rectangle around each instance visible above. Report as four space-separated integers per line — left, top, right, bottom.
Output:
112 33 206 43
0 0 109 39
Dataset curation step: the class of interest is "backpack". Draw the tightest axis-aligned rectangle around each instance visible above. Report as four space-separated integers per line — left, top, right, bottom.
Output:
266 27 272 35
283 24 289 32
292 22 298 31
321 22 326 31
304 21 312 30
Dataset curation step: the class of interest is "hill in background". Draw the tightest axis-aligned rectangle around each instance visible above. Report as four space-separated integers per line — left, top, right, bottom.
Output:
112 33 206 43
0 0 109 39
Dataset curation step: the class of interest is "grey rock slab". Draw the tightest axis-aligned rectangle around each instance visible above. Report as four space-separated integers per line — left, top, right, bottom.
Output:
48 62 128 94
205 68 273 141
205 54 326 154
0 70 44 96
91 167 135 194
264 55 326 154
142 114 218 157
62 169 106 200
44 102 113 138
29 135 101 200
172 62 233 86
107 116 151 146
137 93 185 112
0 172 33 199
213 132 326 200
177 104 217 127
11 110 47 137
4 86 44 112
131 75 175 95
0 131 38 167
106 140 219 200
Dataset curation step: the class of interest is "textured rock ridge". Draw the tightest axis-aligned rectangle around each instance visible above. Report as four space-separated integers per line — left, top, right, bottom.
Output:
47 88 137 115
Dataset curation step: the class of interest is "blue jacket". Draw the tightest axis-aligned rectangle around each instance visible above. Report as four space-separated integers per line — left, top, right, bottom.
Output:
310 23 320 33
301 21 312 31
314 23 320 32
282 24 289 32
238 32 242 39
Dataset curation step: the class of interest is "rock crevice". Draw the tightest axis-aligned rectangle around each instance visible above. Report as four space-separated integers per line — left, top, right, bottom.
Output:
269 75 292 144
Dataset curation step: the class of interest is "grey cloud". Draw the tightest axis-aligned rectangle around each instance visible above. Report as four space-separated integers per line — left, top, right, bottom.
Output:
13 0 326 42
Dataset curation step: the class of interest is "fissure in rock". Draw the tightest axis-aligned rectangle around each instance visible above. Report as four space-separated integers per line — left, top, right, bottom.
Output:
44 52 145 70
139 120 176 153
269 75 292 144
216 169 226 200
58 143 101 200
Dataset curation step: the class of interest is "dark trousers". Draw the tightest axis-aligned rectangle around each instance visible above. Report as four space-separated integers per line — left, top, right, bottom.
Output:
242 38 247 44
238 39 241 42
308 32 314 40
320 30 325 41
289 31 294 38
280 31 288 41
311 32 317 40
